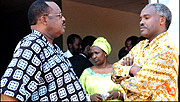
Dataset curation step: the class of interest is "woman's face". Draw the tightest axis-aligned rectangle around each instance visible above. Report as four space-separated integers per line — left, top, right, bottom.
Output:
91 46 107 65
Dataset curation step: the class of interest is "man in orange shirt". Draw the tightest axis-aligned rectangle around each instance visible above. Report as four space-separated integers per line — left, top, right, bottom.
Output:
112 3 179 101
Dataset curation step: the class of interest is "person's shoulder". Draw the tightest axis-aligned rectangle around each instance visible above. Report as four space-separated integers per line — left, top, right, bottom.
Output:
63 50 73 58
158 37 178 54
14 33 46 55
70 54 86 60
80 67 91 75
22 32 45 44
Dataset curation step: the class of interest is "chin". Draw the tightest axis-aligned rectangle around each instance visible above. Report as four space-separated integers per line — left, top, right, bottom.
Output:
55 32 63 38
61 29 65 34
140 32 148 38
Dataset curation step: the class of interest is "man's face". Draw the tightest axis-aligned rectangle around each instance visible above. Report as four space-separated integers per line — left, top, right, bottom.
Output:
125 40 133 52
46 2 66 38
140 6 161 41
72 37 82 55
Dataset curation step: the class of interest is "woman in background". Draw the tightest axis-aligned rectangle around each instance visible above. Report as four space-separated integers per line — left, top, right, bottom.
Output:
79 37 122 101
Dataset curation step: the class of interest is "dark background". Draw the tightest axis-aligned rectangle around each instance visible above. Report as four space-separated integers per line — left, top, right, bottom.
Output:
0 0 62 77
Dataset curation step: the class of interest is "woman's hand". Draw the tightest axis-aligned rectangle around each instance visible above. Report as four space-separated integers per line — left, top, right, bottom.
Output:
105 91 119 100
90 93 103 101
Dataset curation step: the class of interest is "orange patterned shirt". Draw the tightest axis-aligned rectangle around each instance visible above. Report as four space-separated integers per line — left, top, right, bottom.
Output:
111 32 179 101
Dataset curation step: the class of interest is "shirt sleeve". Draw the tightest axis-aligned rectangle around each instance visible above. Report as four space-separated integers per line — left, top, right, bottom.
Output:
111 51 133 84
0 40 42 101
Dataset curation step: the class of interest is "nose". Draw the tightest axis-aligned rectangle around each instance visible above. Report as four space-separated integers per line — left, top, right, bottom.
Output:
91 53 96 59
62 16 66 21
140 19 144 27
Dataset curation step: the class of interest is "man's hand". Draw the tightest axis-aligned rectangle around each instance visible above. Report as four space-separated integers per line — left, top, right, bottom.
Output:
121 57 141 76
129 65 141 76
121 57 133 66
1 94 19 101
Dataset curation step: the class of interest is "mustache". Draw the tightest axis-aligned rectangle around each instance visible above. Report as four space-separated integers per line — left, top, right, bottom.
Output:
140 24 147 29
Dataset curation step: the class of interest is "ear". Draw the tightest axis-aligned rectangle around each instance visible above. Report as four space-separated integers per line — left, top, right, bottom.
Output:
39 15 48 25
160 16 166 26
86 45 90 51
69 43 73 49
105 54 107 57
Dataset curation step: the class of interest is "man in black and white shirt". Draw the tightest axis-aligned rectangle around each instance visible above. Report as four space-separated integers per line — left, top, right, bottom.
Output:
0 0 86 101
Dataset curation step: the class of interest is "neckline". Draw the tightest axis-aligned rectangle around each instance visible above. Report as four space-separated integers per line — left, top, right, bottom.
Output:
87 68 111 77
31 30 61 53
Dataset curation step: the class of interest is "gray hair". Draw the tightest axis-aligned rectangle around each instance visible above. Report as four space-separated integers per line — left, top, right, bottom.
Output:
146 3 172 30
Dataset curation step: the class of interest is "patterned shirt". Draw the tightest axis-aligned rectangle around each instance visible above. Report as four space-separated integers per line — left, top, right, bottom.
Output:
0 30 86 101
111 32 179 101
64 50 73 58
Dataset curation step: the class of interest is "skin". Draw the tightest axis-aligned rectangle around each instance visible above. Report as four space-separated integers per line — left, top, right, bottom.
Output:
69 37 82 55
123 5 166 76
83 45 91 59
90 46 111 74
125 40 133 52
90 46 120 101
1 94 19 101
1 1 65 101
31 1 66 45
140 5 166 42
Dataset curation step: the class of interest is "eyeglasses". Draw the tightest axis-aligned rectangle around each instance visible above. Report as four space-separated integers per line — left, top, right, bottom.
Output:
44 13 63 19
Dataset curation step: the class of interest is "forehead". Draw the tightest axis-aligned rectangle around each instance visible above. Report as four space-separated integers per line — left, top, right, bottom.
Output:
46 1 61 13
91 46 102 52
140 5 157 16
74 38 82 43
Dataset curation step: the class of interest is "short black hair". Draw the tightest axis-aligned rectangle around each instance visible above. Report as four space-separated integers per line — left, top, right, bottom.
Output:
81 36 96 51
67 34 81 48
125 36 139 47
28 0 53 25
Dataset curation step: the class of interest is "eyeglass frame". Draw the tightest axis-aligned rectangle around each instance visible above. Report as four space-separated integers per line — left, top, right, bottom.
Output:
43 12 63 19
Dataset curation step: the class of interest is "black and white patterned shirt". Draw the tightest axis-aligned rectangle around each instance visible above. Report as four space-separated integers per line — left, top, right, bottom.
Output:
0 30 86 101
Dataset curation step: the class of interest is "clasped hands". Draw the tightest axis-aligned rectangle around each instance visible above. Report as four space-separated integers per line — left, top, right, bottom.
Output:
90 91 122 101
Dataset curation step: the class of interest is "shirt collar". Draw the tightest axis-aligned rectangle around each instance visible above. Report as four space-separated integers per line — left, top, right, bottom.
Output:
147 32 168 48
32 30 42 37
31 29 56 49
79 53 87 58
